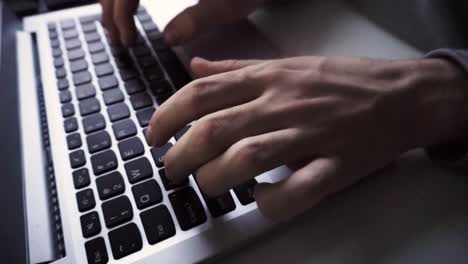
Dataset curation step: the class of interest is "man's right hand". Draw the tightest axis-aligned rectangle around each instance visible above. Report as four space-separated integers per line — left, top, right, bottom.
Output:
100 0 266 47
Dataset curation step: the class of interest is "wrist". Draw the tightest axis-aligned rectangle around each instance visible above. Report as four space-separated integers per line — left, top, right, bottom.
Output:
375 58 468 152
387 58 468 150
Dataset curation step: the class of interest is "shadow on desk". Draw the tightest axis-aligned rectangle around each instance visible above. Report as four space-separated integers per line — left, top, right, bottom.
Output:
218 150 468 264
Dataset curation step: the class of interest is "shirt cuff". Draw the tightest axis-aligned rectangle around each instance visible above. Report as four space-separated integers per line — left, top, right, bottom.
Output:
424 48 468 163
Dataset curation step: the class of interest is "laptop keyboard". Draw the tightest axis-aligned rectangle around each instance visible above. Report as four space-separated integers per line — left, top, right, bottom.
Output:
46 6 257 263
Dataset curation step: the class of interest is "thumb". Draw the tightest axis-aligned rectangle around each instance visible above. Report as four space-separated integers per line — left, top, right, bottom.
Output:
254 158 345 221
190 57 264 77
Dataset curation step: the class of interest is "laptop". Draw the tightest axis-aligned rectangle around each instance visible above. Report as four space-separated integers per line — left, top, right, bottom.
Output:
0 0 285 263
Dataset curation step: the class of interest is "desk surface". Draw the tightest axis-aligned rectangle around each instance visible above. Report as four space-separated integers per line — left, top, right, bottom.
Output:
221 0 468 263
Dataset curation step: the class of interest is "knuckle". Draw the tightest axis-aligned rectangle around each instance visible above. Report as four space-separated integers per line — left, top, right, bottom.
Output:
190 114 227 152
234 138 269 168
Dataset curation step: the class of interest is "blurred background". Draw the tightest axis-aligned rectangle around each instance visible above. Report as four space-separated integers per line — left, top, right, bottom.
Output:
4 0 96 16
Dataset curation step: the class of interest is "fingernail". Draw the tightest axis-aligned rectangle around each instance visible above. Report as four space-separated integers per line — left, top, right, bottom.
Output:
145 127 153 145
163 30 180 46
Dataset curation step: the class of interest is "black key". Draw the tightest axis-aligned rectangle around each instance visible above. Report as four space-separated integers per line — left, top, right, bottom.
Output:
88 41 104 54
108 223 142 260
149 78 172 95
102 195 133 228
124 157 153 184
150 143 172 168
49 31 58 40
233 179 257 205
47 22 56 31
130 92 153 110
59 90 72 103
155 91 172 105
75 83 96 100
175 125 190 141
57 78 69 90
137 56 158 68
86 130 111 154
81 211 101 238
50 39 60 48
85 32 101 43
143 66 164 82
82 113 106 134
55 68 66 79
102 88 124 105
142 21 158 32
69 149 86 168
63 29 78 39
73 168 91 189
73 71 92 86
158 168 188 191
66 133 81 150
118 137 144 161
82 22 97 33
124 79 144 95
140 205 175 245
80 14 99 24
200 191 236 218
132 45 151 57
65 38 81 50
157 49 191 89
96 171 125 200
95 63 114 77
91 149 118 176
107 103 130 122
85 237 109 264
148 34 168 51
91 52 109 65
114 54 134 69
111 46 128 57
131 179 162 209
52 48 62 57
60 19 75 30
119 68 138 81
169 187 207 231
68 48 85 61
54 57 64 68
79 97 101 116
136 12 152 23
135 107 155 127
49 31 58 41
70 59 88 73
112 119 137 140
76 188 96 212
64 117 78 132
98 75 118 90
61 103 75 118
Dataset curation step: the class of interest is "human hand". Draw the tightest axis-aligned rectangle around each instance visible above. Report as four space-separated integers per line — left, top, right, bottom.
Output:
100 0 265 47
146 56 468 221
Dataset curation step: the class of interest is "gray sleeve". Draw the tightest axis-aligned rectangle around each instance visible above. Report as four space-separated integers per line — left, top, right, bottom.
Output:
424 48 468 164
426 48 468 72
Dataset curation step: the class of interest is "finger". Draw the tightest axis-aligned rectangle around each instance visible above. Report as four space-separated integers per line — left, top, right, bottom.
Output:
191 57 264 78
254 157 363 221
194 128 304 197
164 98 281 183
147 66 263 146
114 0 139 47
254 158 339 221
100 0 121 46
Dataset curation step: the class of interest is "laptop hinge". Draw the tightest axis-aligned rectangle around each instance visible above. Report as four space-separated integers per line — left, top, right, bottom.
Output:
17 31 65 264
